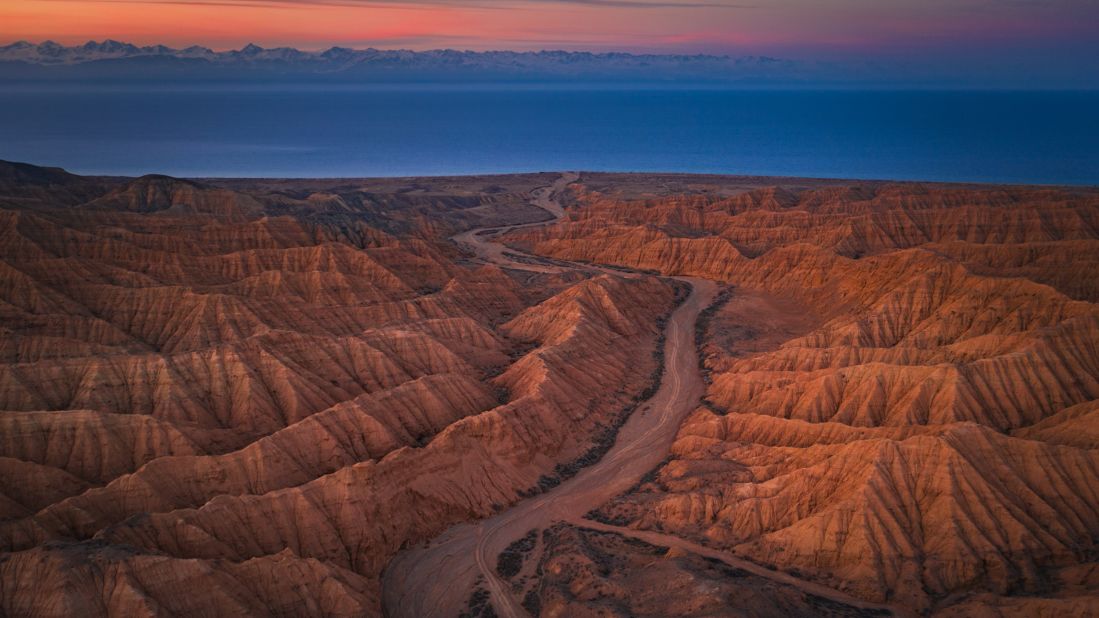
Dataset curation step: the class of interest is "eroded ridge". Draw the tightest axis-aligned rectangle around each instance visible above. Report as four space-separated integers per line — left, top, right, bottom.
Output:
509 176 1099 615
0 166 677 615
4 165 1099 616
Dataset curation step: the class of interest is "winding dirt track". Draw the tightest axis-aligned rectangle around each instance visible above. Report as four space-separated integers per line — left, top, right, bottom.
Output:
381 174 901 618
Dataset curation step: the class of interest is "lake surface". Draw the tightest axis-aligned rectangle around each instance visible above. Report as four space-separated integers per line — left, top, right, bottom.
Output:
1 86 1096 184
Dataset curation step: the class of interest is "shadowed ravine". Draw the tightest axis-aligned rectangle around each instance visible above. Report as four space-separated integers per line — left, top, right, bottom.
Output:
381 173 901 618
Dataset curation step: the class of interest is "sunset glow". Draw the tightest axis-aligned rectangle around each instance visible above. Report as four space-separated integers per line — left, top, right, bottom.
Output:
5 0 1099 64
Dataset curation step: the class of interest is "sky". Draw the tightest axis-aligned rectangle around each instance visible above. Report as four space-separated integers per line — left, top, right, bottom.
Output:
3 0 1099 83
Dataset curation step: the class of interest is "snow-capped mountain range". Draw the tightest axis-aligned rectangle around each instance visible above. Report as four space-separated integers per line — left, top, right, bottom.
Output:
0 39 849 83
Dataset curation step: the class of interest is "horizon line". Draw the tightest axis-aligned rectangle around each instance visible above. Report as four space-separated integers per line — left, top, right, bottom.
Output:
2 38 774 57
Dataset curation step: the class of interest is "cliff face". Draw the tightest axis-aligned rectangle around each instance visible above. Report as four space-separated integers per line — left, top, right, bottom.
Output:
513 178 1099 613
0 166 677 615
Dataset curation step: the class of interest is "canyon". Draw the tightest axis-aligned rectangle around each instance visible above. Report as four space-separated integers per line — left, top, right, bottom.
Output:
1 161 1098 616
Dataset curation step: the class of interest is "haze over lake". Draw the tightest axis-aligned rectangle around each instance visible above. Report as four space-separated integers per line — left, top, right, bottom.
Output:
2 86 1096 184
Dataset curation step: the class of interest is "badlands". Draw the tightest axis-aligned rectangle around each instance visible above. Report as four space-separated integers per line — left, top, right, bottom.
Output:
1 160 1098 616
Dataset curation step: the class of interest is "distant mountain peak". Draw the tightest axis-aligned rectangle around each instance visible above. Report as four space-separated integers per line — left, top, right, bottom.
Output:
321 46 353 59
0 38 865 85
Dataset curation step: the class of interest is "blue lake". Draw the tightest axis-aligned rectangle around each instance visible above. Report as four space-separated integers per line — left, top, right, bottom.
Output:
1 86 1096 184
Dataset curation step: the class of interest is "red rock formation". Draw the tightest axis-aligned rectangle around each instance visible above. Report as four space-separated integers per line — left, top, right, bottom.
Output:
0 165 677 615
5 165 1099 615
520 177 1099 613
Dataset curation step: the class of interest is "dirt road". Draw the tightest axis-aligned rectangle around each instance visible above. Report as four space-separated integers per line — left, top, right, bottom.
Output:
569 518 907 616
382 174 898 618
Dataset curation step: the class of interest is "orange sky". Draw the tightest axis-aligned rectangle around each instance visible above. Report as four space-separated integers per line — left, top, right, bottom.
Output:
3 0 757 52
4 0 1099 62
